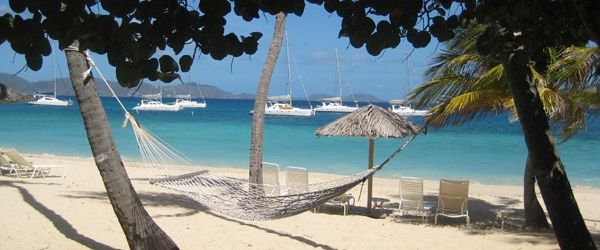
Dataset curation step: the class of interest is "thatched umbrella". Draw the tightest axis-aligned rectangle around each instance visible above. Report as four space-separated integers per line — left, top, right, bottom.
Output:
315 104 422 213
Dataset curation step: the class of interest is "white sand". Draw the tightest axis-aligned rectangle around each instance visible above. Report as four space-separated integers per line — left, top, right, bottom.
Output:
1 153 599 249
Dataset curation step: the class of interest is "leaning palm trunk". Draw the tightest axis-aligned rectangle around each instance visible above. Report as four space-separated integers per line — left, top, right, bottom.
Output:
504 50 595 249
65 41 178 249
249 12 287 184
524 154 550 229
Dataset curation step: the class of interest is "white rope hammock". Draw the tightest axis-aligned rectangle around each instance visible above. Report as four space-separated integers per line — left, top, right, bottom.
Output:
81 51 418 221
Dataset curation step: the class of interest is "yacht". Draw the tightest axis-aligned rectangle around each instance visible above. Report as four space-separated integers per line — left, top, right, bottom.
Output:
314 49 359 113
315 97 358 113
28 93 73 106
262 95 315 116
251 30 314 117
174 94 206 108
28 52 73 106
388 99 430 117
133 93 182 112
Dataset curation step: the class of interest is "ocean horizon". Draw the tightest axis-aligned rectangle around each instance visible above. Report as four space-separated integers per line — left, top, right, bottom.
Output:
1 97 598 188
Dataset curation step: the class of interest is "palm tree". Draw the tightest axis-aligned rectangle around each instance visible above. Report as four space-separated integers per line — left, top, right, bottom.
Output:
249 12 287 184
409 24 598 229
64 41 179 249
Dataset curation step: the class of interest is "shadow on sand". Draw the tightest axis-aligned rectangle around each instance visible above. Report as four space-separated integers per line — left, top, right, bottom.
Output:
0 180 117 250
62 185 336 249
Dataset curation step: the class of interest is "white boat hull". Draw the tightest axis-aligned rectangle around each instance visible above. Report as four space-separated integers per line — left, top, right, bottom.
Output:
314 103 358 113
250 101 315 117
264 108 315 116
133 100 183 112
28 96 72 106
390 105 430 117
175 99 207 108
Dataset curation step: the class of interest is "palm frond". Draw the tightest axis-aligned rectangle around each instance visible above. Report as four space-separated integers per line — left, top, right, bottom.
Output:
408 73 478 108
549 46 600 90
470 64 507 91
426 90 510 127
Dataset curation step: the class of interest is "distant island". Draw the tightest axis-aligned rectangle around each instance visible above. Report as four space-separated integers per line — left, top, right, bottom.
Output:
0 72 384 102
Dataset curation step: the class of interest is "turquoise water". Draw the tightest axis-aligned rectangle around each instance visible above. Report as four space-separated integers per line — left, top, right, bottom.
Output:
1 97 598 187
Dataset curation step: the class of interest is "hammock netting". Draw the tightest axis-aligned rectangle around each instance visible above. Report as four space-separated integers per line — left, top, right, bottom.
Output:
84 53 417 221
125 113 406 220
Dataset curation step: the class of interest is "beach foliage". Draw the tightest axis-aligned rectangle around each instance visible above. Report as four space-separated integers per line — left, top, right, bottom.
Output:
2 0 599 249
410 24 599 140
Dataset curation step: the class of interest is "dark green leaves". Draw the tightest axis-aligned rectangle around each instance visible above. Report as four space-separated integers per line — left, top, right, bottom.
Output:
9 0 26 13
407 29 431 48
179 55 193 72
199 0 231 17
25 51 42 70
116 62 141 88
159 55 179 73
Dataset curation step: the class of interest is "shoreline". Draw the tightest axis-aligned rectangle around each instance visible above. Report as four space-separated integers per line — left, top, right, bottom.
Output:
12 149 600 189
1 152 599 249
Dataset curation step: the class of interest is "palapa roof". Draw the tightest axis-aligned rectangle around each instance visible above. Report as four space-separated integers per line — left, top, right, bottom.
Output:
315 104 422 139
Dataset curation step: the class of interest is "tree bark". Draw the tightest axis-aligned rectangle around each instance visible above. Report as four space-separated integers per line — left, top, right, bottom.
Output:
65 41 178 250
249 12 287 184
504 50 595 249
523 154 550 229
571 0 600 44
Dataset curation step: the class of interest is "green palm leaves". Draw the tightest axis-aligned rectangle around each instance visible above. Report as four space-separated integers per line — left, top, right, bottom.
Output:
408 25 599 140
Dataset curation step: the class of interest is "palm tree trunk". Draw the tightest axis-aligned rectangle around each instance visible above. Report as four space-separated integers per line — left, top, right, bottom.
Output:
524 154 550 229
249 12 287 184
64 40 178 250
504 50 595 249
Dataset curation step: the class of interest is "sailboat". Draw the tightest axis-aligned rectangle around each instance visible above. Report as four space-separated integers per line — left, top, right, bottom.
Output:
388 99 430 116
133 85 182 112
28 52 73 106
314 49 359 113
253 31 314 117
389 58 430 117
174 82 207 109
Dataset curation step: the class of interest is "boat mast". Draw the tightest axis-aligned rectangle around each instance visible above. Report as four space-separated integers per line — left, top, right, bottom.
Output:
53 52 57 98
285 30 292 106
335 48 343 105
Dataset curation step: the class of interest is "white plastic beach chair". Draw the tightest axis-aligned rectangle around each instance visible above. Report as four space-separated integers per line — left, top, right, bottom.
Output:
397 177 431 223
261 162 281 196
0 152 15 176
285 166 308 195
3 148 68 179
435 179 470 226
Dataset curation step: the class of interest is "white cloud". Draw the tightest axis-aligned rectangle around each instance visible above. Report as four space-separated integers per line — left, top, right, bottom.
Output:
309 50 330 61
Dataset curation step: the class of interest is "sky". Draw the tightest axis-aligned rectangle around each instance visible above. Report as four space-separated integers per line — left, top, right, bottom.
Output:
0 1 441 100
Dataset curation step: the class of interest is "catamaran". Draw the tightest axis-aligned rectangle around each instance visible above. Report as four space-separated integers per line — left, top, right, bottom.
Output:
173 79 207 109
252 30 315 117
28 52 73 106
388 99 430 116
314 49 358 113
133 86 182 112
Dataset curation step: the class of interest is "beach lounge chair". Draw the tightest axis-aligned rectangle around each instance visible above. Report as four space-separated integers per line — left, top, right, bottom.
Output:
285 166 308 195
3 148 68 179
321 193 355 216
435 179 470 226
0 153 15 176
262 162 281 196
397 177 431 222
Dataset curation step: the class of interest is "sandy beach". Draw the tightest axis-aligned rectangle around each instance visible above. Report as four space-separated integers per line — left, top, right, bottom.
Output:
1 153 599 249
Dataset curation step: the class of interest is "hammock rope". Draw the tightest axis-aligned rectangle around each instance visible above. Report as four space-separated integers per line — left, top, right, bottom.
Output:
79 51 419 220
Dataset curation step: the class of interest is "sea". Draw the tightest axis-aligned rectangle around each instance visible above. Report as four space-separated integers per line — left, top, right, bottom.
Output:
1 97 598 188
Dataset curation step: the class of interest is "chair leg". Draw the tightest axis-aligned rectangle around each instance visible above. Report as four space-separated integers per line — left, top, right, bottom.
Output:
434 214 438 225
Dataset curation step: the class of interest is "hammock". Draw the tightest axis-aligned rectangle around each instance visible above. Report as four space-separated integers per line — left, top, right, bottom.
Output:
84 51 419 221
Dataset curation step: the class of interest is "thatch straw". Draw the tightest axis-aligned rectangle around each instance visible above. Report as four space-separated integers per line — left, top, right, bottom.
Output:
315 104 422 139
